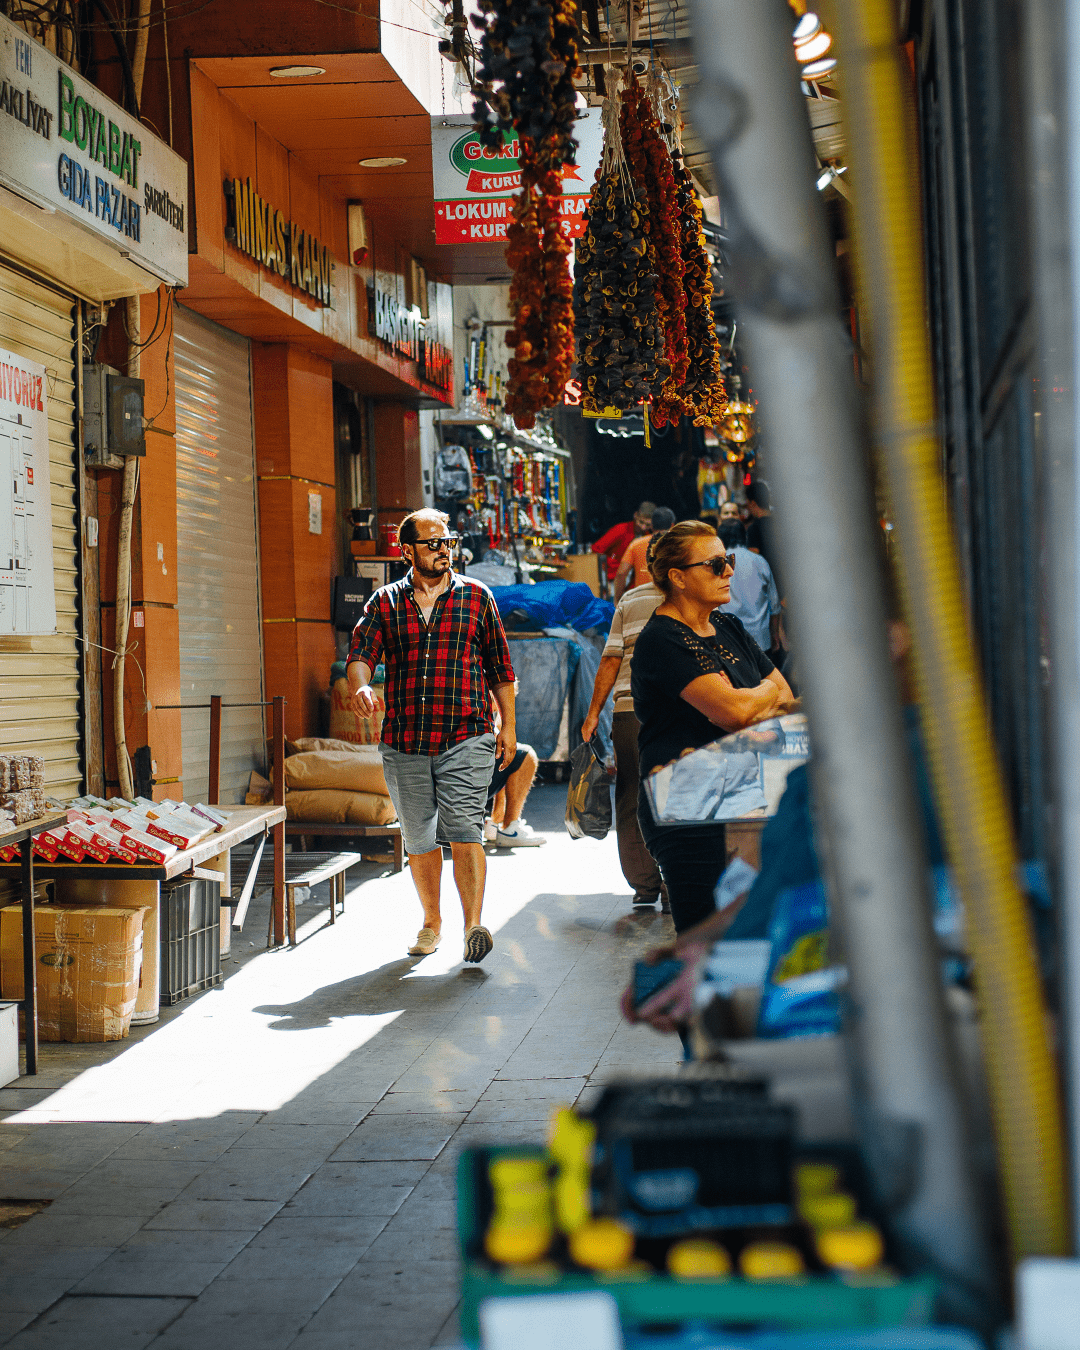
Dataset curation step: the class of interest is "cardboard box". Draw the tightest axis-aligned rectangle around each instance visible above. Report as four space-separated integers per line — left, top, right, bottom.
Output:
0 906 148 1042
555 551 603 596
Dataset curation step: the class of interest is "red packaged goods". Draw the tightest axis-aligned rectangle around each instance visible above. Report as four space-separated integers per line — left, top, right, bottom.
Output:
146 817 203 850
32 833 59 862
67 824 111 863
124 830 175 865
107 836 139 865
0 845 17 862
54 828 86 862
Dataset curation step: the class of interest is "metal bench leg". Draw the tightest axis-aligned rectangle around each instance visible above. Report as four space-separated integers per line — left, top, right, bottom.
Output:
328 873 336 925
393 834 404 873
287 885 297 947
339 872 346 916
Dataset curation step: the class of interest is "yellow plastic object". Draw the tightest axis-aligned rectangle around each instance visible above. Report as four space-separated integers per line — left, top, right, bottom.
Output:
739 1242 805 1280
667 1239 733 1279
496 1184 552 1219
817 1223 886 1272
553 1171 590 1234
485 1222 553 1265
799 1191 857 1229
549 1109 596 1168
831 0 1070 1262
568 1218 636 1271
794 1162 841 1197
489 1157 548 1189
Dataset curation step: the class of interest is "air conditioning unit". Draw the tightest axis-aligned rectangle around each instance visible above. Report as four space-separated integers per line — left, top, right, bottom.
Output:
83 362 145 467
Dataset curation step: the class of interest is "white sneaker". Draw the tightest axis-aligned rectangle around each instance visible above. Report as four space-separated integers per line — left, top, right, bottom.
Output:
483 817 499 843
495 819 546 847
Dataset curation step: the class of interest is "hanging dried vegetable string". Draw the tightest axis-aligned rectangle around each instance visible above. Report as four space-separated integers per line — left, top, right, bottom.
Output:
471 0 581 427
619 74 687 425
573 78 663 413
673 149 727 425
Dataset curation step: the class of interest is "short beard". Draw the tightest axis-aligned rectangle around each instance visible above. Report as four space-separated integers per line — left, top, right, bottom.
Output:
411 553 448 580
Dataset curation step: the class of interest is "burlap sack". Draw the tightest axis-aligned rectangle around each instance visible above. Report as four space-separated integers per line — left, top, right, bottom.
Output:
294 737 378 755
284 750 388 796
328 678 385 745
285 789 396 826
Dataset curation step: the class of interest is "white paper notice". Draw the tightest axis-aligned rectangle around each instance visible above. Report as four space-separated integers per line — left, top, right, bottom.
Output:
0 347 56 635
308 490 322 535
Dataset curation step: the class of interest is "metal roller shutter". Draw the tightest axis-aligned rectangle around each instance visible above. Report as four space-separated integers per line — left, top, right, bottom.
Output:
0 265 82 797
174 305 264 804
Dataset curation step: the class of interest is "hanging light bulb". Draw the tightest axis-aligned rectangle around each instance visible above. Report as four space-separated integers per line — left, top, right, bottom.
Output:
792 11 821 42
801 56 838 78
795 30 832 63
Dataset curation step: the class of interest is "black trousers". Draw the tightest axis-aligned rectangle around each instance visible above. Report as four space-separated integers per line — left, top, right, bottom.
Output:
638 784 725 935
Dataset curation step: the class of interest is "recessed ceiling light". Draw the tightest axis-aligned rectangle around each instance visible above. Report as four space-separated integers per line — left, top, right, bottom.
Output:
801 56 838 78
359 156 408 168
269 65 325 78
793 12 821 42
796 31 832 62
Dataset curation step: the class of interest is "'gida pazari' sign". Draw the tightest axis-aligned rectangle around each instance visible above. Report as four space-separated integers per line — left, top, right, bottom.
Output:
224 177 333 308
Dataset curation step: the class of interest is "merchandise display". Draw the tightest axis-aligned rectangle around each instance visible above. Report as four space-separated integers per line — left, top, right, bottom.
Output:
0 793 229 866
0 753 47 824
456 1082 935 1345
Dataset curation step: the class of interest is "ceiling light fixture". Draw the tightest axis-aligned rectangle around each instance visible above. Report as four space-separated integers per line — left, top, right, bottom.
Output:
792 11 821 42
359 156 408 168
801 56 838 79
816 163 847 191
269 65 325 78
795 31 832 62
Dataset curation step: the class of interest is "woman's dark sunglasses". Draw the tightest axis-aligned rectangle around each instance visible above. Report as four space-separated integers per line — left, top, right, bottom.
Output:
679 554 735 576
412 534 459 553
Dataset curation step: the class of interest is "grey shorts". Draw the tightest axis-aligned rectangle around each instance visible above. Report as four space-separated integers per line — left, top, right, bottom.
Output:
379 733 498 856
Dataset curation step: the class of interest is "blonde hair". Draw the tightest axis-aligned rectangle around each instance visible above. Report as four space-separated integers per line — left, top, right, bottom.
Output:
647 519 719 594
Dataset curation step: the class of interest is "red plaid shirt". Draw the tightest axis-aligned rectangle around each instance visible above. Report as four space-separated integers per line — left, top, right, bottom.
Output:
347 571 516 755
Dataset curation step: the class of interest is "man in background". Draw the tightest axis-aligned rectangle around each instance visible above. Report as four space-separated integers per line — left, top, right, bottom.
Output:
592 501 656 586
718 520 782 659
581 572 667 909
719 500 741 525
745 480 783 599
614 506 676 599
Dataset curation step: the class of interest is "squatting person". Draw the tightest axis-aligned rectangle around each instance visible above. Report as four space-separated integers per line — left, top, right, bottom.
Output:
346 507 517 964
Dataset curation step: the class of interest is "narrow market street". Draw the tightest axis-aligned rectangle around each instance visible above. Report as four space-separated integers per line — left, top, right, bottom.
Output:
0 784 680 1350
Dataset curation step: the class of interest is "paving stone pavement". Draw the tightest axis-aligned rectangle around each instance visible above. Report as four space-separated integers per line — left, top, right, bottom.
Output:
0 784 680 1349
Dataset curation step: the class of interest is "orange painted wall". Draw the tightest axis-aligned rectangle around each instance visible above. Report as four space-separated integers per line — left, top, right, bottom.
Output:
252 344 338 739
95 289 182 800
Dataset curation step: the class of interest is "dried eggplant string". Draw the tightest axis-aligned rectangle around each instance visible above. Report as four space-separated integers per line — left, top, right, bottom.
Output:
573 77 663 413
620 74 688 425
472 0 581 427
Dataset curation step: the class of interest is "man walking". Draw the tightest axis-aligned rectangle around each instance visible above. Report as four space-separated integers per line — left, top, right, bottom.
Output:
347 508 517 963
581 575 667 908
718 520 782 657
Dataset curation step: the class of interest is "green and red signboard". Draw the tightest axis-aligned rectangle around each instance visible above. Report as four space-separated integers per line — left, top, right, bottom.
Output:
431 111 602 245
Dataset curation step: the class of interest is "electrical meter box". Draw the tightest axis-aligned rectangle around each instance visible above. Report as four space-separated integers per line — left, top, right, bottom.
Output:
83 363 145 466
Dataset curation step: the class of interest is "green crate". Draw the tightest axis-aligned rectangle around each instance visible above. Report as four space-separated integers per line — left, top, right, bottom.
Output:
457 1149 937 1348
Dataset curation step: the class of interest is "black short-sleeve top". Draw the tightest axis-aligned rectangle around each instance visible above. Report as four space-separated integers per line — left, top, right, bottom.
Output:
631 611 775 777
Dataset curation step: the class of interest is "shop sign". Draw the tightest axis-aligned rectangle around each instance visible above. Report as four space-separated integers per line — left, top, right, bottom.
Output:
0 346 57 635
224 178 333 307
366 283 453 393
430 111 603 245
0 14 188 287
368 283 423 358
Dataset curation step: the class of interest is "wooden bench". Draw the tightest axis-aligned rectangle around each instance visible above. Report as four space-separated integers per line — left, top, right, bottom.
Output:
270 850 364 946
285 821 404 874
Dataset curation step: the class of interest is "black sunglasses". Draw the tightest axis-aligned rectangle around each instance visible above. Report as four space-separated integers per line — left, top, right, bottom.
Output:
679 554 736 577
410 534 459 553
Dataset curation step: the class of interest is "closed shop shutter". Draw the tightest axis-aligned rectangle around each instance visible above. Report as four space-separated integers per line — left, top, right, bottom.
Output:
0 264 82 797
174 305 264 804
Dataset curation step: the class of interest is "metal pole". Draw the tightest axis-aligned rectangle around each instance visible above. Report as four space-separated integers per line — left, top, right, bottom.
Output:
1028 0 1080 1247
687 0 993 1312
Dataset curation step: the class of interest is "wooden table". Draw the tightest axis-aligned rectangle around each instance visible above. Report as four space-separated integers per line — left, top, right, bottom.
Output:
0 810 71 1075
0 805 287 1043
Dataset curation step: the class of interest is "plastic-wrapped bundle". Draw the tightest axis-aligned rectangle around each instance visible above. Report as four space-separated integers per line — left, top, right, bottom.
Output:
573 170 663 413
2 788 45 824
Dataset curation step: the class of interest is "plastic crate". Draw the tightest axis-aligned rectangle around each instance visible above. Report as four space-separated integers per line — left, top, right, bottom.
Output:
457 1148 937 1347
159 877 222 1005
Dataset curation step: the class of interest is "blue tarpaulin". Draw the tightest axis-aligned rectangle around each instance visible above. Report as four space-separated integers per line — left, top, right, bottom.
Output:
490 581 614 635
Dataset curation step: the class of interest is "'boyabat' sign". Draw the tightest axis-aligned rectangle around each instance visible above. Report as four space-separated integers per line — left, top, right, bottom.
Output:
430 111 602 245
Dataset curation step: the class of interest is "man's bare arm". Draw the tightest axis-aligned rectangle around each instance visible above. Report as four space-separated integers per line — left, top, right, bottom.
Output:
492 681 517 770
346 659 376 716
